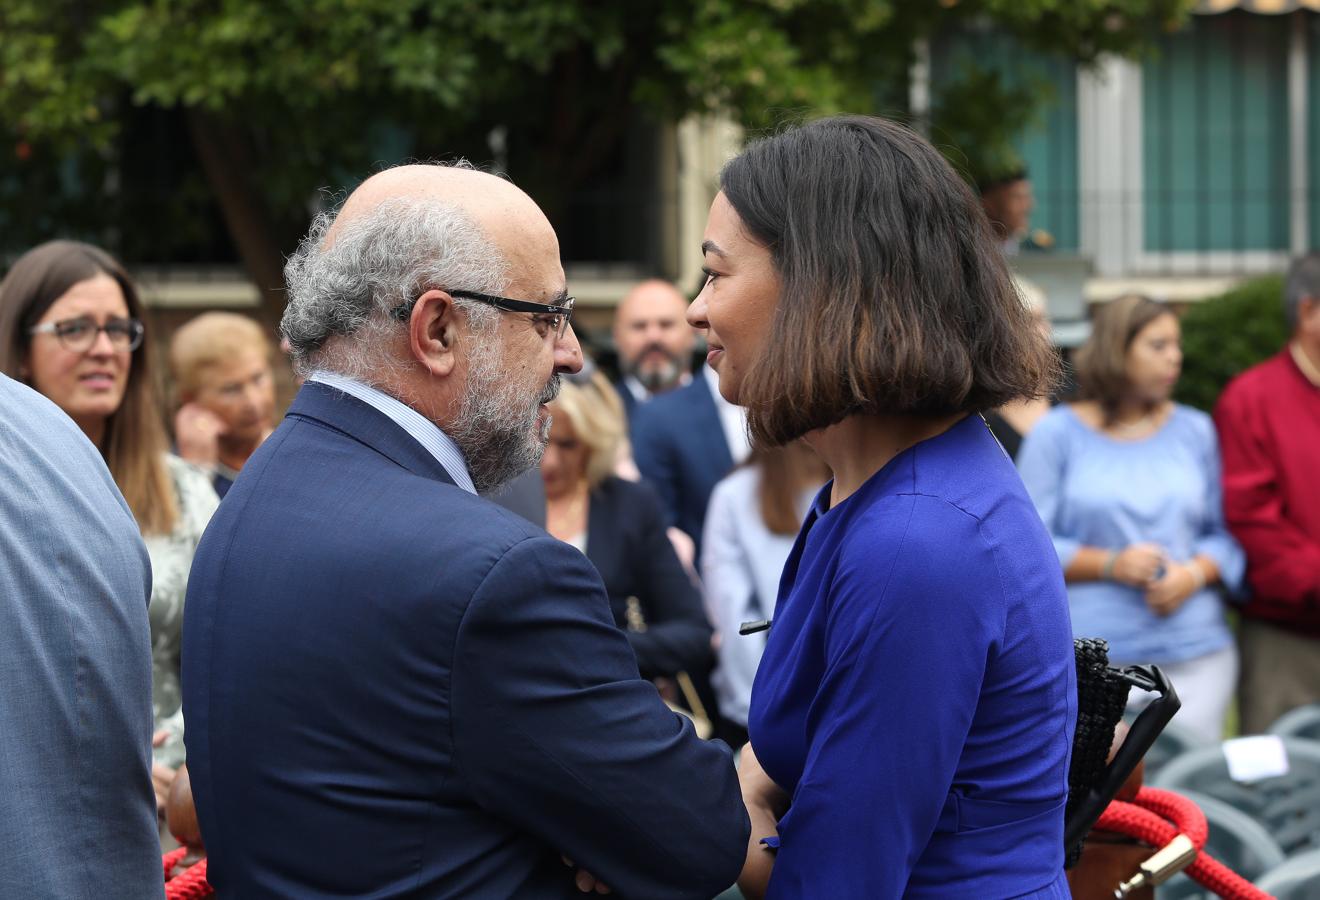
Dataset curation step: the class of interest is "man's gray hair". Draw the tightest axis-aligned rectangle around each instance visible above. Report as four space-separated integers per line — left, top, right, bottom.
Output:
1284 251 1320 330
281 185 508 381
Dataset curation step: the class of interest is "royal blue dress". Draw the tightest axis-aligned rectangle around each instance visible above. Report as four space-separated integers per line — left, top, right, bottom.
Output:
748 415 1077 898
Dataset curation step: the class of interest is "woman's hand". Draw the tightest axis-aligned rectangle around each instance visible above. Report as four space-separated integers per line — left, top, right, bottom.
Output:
151 728 176 814
1145 562 1200 616
152 762 177 814
737 743 786 900
1109 543 1166 587
175 403 227 468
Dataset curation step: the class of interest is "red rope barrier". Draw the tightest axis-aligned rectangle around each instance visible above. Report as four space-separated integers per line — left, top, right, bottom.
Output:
1094 787 1273 899
162 847 212 899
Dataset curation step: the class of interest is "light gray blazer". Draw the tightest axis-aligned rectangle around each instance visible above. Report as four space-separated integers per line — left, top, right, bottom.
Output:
0 375 163 899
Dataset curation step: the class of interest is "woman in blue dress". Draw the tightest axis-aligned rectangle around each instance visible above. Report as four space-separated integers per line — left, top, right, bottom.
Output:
686 116 1077 898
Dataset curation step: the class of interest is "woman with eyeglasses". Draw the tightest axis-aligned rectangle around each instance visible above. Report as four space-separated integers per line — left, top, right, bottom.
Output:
0 240 219 816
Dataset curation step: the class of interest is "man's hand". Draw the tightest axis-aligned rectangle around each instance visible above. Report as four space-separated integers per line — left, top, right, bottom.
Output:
175 403 227 468
737 743 786 900
561 856 611 894
1145 562 1200 616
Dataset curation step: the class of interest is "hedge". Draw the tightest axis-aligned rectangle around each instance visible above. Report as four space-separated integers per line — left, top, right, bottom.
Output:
1175 275 1290 413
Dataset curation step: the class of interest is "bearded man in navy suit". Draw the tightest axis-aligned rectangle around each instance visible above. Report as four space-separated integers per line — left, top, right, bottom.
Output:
182 163 748 899
611 279 695 418
630 363 749 559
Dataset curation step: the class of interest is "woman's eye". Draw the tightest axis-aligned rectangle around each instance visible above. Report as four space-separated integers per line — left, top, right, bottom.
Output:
57 319 94 338
701 268 720 283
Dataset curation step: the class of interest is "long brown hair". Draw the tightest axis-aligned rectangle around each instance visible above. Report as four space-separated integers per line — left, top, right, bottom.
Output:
1072 293 1174 426
754 441 830 536
0 240 177 534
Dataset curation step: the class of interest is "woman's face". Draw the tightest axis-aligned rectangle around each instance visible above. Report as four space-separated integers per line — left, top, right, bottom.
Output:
540 408 589 499
687 191 781 405
1125 312 1182 404
25 274 133 431
191 348 276 445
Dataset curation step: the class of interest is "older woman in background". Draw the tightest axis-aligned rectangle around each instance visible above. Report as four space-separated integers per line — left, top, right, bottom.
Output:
0 240 218 812
169 311 278 498
541 366 713 684
1018 293 1245 741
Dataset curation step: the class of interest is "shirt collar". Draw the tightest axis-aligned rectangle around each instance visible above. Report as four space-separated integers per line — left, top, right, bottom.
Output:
624 370 693 402
305 371 477 495
1289 341 1320 389
622 374 651 403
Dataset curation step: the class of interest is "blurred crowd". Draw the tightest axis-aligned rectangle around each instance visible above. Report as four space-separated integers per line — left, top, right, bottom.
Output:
1 207 1317 850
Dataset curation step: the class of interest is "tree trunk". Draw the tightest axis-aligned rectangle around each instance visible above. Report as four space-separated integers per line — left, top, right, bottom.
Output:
184 108 287 331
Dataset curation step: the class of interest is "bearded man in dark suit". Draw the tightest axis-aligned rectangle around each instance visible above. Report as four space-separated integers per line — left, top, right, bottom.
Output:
182 163 748 899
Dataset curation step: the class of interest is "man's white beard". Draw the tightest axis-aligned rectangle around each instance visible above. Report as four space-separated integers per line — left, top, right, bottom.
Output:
449 344 560 495
627 348 686 394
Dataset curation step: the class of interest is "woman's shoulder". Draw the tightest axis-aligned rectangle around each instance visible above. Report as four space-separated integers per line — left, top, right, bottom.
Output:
710 464 760 502
1169 402 1213 431
1166 403 1218 450
1028 403 1080 439
840 490 983 568
164 453 214 492
163 454 220 526
595 475 663 514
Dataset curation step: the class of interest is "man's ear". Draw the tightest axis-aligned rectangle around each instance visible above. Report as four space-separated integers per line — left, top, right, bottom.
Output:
409 289 460 378
1301 295 1320 332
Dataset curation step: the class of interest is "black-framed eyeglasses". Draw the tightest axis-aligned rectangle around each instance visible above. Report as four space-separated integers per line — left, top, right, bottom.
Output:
28 316 145 353
392 289 575 341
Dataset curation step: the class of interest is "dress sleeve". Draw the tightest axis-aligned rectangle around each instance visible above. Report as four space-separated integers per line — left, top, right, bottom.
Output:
1215 384 1320 607
624 483 713 679
1016 414 1082 566
450 535 748 900
765 499 997 899
1188 413 1246 594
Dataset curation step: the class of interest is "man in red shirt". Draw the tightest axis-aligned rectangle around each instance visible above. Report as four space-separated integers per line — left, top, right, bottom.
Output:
1215 253 1320 734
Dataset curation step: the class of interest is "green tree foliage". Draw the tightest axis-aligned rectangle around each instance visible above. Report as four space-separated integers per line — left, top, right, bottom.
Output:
1176 276 1290 412
0 0 1193 315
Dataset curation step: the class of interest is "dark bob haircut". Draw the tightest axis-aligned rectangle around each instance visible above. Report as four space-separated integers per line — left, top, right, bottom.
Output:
1073 293 1175 422
720 115 1059 447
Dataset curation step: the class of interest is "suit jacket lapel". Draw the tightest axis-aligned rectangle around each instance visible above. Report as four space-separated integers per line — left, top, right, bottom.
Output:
285 381 459 488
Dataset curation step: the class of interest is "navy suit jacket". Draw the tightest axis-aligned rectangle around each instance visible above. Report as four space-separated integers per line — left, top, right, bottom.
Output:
629 376 735 556
614 378 640 422
182 381 748 899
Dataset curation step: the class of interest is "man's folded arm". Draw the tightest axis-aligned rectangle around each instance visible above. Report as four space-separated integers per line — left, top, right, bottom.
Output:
450 535 750 899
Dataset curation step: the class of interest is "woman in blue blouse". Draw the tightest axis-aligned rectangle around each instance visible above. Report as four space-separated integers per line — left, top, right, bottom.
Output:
1017 294 1244 742
687 116 1076 899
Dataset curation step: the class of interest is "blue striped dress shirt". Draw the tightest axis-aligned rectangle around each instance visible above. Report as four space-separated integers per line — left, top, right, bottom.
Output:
306 371 477 495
